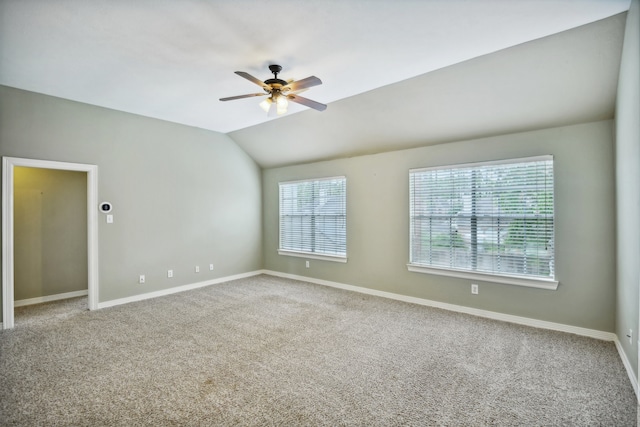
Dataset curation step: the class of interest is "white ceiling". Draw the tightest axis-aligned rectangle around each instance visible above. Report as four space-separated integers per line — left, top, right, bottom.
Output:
231 12 627 167
0 0 631 167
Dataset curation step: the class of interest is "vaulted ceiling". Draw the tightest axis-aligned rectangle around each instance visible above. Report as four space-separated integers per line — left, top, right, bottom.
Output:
0 0 630 167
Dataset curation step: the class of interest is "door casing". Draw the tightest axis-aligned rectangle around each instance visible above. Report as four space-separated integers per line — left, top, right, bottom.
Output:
2 157 99 329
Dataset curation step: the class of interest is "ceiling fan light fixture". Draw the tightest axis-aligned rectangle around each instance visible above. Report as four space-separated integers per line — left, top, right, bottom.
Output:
259 97 273 113
276 93 288 115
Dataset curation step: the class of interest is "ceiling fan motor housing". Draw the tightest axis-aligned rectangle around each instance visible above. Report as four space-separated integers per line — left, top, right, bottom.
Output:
265 65 287 89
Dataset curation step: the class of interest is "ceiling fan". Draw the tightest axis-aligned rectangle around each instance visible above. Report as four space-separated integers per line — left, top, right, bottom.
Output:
220 64 327 115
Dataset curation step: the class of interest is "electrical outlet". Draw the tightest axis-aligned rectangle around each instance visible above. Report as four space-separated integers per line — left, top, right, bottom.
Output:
471 284 479 295
106 214 113 224
195 265 200 273
139 274 145 284
167 269 173 278
209 264 214 271
305 260 310 268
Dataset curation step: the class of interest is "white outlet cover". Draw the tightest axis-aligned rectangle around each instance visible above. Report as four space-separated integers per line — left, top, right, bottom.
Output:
209 264 214 270
168 270 173 278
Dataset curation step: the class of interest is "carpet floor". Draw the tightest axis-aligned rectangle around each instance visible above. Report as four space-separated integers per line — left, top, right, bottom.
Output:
0 274 637 426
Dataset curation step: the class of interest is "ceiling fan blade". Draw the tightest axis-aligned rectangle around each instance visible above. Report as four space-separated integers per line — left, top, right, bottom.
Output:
219 93 266 101
235 71 270 90
282 76 322 92
287 94 327 112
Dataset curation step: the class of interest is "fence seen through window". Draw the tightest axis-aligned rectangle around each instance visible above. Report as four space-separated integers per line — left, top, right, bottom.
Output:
409 156 554 280
279 177 346 258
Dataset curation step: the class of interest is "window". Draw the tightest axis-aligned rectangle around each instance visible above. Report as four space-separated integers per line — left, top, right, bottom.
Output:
408 156 556 288
279 176 347 262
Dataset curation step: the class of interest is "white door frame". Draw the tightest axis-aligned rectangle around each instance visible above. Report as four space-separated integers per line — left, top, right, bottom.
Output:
2 157 99 329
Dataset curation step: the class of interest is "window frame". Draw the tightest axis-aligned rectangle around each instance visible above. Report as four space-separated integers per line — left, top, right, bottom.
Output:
278 176 347 263
407 156 558 290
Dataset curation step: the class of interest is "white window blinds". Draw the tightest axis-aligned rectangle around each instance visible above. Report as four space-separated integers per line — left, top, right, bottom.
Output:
409 156 554 280
279 177 347 258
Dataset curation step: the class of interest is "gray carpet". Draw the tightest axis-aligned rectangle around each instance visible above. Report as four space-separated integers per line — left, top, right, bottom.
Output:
0 274 636 426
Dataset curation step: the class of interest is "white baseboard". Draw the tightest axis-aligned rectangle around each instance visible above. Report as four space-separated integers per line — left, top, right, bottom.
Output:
262 270 616 341
14 289 88 308
614 338 640 403
97 270 263 309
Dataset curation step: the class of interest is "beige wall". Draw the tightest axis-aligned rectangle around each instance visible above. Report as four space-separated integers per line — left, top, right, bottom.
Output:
14 167 88 300
263 121 616 332
0 85 262 315
615 0 640 378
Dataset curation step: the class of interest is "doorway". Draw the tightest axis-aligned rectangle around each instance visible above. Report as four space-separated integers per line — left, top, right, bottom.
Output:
2 157 99 329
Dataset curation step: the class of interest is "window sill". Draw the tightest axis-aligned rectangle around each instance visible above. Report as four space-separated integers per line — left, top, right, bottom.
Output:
278 250 348 263
406 264 558 290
